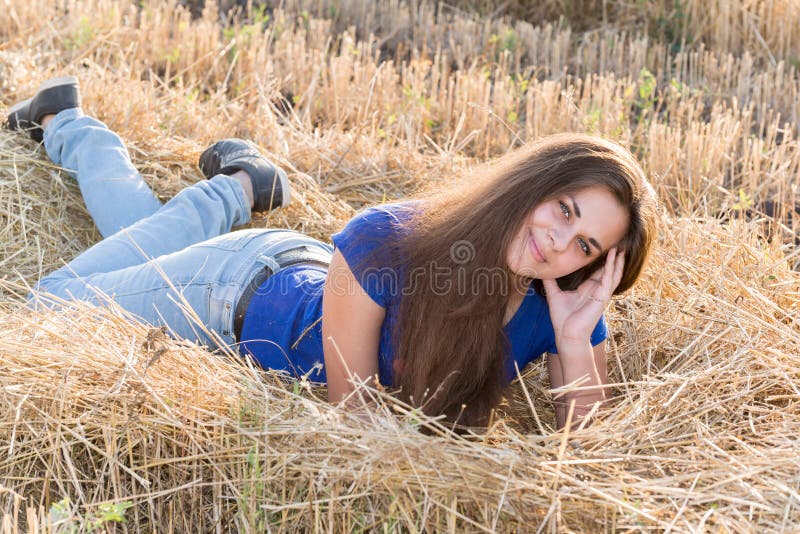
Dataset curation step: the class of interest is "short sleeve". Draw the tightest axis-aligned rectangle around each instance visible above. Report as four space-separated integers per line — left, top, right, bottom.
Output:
331 203 415 308
546 314 608 354
590 315 609 346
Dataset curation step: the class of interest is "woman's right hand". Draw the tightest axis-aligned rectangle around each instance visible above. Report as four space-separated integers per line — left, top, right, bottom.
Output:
321 249 386 403
542 247 624 346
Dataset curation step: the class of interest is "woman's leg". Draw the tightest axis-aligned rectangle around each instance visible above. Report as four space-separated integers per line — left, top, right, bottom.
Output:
41 106 258 279
34 227 320 348
30 163 258 347
26 91 309 347
44 108 163 238
40 173 252 282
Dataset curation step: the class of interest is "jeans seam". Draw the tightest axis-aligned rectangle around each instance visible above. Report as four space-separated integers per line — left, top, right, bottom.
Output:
102 281 222 299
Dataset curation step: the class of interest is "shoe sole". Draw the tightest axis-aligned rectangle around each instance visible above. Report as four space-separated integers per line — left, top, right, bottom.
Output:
38 76 79 91
277 167 291 208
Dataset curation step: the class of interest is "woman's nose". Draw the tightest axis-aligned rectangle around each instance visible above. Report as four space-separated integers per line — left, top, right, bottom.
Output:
549 225 574 252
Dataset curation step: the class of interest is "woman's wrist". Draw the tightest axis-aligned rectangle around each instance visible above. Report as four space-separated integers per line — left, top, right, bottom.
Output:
551 339 605 398
553 337 593 358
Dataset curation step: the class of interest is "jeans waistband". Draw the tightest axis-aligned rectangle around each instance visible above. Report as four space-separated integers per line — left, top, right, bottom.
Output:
233 244 332 341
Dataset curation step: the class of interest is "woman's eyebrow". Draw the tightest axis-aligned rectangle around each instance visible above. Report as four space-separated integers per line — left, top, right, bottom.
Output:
569 195 603 252
569 196 582 218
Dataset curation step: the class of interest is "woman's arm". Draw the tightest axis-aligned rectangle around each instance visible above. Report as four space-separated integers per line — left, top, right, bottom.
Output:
543 248 624 430
321 249 386 403
547 341 609 429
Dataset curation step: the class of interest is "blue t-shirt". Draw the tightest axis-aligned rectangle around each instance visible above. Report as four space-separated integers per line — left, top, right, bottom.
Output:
239 202 608 384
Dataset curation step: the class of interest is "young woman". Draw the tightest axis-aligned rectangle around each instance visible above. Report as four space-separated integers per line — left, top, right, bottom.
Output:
7 77 657 429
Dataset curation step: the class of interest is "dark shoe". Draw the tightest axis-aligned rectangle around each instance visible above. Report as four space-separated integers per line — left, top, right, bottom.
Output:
5 76 81 142
198 138 291 212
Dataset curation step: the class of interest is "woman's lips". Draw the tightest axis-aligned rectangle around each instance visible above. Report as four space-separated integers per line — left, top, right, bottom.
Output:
528 232 545 262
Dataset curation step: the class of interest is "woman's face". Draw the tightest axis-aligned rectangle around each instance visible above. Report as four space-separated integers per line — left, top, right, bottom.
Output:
506 186 630 281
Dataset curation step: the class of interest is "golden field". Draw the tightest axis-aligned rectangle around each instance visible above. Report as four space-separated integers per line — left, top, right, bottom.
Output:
1 0 799 531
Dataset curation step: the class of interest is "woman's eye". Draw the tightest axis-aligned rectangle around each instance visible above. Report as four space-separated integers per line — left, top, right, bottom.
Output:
578 238 591 255
559 200 570 220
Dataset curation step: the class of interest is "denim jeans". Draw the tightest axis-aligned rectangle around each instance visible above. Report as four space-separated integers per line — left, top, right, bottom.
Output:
31 108 331 349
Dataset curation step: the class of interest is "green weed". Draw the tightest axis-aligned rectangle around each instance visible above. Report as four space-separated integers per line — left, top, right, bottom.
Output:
49 497 133 532
65 16 94 50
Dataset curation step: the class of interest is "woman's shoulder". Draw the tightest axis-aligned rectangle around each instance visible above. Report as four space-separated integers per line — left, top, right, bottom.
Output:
330 201 421 307
333 200 421 243
351 200 421 224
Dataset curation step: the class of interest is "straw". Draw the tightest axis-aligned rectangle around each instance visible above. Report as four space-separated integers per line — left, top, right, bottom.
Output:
1 0 799 531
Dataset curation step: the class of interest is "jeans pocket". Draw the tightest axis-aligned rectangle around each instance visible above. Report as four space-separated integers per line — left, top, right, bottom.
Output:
207 282 238 344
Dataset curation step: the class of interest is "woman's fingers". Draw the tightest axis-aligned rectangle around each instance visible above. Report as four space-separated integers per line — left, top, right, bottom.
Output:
547 247 626 307
590 248 626 303
598 248 617 296
612 250 625 290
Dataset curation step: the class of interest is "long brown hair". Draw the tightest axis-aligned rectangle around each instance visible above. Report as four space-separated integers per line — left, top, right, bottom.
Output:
386 134 658 427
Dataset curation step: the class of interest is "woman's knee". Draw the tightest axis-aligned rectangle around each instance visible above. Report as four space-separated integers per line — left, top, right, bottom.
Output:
27 266 85 307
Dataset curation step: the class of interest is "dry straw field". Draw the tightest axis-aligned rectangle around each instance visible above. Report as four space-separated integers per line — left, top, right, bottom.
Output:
1 0 799 531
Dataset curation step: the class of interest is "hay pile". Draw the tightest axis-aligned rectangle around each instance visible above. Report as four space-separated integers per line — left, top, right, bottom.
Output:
1 0 799 531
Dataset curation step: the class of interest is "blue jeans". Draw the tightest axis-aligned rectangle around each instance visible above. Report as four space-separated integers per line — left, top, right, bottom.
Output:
31 108 331 350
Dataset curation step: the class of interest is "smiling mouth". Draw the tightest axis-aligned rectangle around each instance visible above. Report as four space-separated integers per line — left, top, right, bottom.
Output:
528 231 545 262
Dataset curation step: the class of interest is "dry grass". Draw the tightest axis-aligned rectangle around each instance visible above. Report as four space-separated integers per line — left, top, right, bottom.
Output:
1 0 799 531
